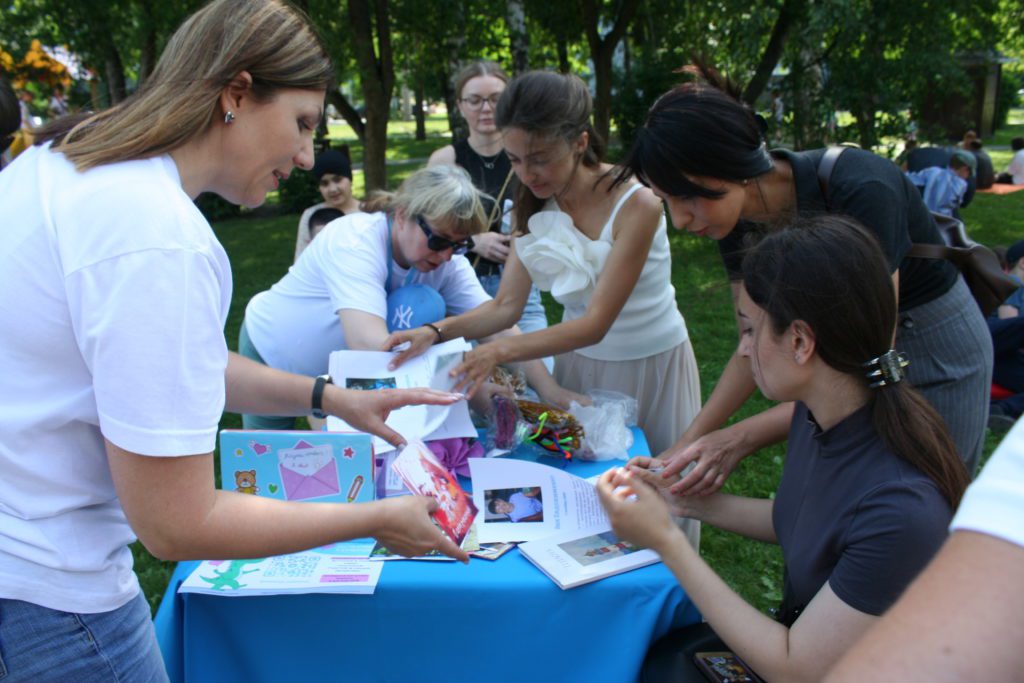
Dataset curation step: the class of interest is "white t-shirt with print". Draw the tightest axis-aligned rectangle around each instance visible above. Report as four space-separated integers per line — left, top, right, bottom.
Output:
0 144 232 613
245 211 490 378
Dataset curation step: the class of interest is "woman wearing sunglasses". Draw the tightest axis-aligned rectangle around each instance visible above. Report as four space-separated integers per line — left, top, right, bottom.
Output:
240 164 580 429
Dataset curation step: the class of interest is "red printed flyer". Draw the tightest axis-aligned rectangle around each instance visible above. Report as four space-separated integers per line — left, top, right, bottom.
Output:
391 440 478 546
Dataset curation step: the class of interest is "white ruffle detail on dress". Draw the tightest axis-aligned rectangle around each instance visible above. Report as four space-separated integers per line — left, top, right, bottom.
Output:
516 211 611 307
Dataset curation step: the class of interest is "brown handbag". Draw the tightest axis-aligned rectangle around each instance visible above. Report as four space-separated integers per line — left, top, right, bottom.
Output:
817 146 1017 317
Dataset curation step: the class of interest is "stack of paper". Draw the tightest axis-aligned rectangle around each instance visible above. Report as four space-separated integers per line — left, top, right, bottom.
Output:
326 338 477 453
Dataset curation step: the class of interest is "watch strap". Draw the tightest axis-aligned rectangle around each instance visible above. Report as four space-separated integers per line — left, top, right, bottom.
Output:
311 374 332 419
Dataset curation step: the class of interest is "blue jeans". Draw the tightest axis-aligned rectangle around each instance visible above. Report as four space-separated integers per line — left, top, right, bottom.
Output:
0 591 167 682
238 319 301 431
478 272 554 372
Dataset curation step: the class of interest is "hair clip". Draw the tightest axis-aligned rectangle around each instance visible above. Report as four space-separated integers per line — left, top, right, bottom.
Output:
863 349 909 388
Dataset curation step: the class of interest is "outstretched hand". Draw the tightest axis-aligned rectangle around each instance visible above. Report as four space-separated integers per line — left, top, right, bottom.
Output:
324 386 462 448
595 468 682 553
382 326 437 370
449 343 504 398
374 496 470 562
657 428 747 497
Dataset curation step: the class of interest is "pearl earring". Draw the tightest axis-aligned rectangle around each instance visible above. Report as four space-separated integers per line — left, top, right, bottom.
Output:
224 111 235 124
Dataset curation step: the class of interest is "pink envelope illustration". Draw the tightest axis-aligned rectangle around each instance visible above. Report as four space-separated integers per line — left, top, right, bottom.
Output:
278 443 341 501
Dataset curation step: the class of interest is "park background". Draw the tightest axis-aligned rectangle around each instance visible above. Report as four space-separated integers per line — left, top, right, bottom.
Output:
2 0 1023 615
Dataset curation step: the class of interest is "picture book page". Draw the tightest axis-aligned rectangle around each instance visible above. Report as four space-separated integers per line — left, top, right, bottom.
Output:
469 458 609 543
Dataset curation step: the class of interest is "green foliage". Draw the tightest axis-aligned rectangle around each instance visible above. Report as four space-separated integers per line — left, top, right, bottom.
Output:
277 168 321 215
194 193 240 222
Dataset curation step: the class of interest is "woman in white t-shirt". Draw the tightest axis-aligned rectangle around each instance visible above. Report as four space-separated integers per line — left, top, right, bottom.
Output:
386 71 701 465
241 164 584 429
0 2 467 679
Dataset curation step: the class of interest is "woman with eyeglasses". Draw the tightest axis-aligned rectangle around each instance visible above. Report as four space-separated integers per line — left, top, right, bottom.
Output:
429 62 551 359
240 164 582 429
387 72 701 536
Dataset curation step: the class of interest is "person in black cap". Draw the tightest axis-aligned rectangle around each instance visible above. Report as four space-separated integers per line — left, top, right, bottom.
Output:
295 147 361 260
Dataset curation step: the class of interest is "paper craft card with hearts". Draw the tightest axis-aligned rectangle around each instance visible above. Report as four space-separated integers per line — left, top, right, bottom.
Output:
219 430 374 505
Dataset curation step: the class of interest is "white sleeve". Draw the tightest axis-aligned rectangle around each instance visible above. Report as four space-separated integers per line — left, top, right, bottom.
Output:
437 255 492 315
320 223 389 320
66 249 228 457
951 421 1024 547
1009 151 1024 177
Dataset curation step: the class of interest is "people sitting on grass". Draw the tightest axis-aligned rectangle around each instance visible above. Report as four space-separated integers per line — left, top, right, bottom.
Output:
239 164 584 430
616 61 991 490
904 149 976 217
996 136 1024 185
599 215 968 683
295 147 362 261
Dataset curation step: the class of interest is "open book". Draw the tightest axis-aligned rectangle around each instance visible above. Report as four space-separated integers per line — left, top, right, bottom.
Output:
468 457 612 544
326 338 476 453
518 526 660 590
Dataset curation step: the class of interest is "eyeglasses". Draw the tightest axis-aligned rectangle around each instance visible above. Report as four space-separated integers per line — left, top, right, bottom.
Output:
416 215 473 254
459 94 501 110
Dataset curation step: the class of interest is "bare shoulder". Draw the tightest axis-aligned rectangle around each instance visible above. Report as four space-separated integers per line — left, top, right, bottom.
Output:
614 182 664 234
428 145 456 166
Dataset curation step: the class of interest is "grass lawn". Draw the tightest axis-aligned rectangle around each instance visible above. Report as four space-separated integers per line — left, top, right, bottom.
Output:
134 111 1024 618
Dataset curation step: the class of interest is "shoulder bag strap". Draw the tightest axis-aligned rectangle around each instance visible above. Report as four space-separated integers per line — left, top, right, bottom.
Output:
815 146 849 210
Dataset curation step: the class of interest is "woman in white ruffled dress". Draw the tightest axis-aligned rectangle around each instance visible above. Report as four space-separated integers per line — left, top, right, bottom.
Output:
387 71 701 482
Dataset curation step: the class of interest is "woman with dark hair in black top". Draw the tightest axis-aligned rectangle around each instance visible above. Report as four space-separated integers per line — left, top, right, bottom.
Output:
616 64 991 490
599 215 967 682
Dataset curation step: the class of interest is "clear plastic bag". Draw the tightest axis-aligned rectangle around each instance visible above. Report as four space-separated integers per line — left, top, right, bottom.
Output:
570 390 637 461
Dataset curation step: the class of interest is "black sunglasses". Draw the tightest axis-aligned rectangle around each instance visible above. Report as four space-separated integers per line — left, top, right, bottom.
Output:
416 215 473 255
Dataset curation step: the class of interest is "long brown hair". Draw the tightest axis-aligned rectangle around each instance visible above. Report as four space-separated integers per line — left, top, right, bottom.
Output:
34 0 333 171
742 214 969 508
494 70 605 234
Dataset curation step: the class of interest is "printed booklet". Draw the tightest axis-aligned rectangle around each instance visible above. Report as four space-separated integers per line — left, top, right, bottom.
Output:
179 553 382 596
517 526 660 590
326 338 477 453
391 440 478 546
219 430 374 505
468 458 615 544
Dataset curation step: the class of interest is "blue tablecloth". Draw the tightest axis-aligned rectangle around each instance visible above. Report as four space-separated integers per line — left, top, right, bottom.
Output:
154 428 700 682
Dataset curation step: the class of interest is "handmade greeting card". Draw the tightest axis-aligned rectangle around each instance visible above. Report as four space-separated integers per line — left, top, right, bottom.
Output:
219 430 374 505
391 440 478 545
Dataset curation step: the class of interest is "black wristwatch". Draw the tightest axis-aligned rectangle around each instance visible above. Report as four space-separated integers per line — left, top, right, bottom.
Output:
311 374 333 419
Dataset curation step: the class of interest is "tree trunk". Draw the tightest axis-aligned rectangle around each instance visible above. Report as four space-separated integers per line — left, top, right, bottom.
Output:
444 3 467 144
557 36 570 73
348 0 395 191
742 0 805 104
328 90 366 142
104 44 127 104
414 78 426 141
507 0 529 74
138 27 157 86
579 0 643 144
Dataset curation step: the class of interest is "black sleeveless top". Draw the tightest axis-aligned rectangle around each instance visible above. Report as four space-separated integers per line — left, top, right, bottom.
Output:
454 139 518 277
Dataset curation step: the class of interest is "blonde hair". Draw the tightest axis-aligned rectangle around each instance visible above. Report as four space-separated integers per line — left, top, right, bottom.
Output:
35 0 333 171
454 61 509 99
363 165 488 236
